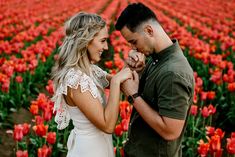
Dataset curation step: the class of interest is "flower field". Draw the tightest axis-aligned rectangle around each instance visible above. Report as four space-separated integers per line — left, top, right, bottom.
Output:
0 0 234 156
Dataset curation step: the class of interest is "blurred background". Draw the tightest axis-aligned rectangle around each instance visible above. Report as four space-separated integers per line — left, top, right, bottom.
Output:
0 0 234 156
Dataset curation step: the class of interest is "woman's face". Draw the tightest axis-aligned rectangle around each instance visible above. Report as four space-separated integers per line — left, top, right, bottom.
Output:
87 26 109 63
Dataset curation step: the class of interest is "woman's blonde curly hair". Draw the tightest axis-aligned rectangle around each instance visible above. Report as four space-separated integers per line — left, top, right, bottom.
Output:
51 12 106 90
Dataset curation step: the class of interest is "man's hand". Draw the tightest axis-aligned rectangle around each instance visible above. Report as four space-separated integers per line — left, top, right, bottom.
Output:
126 50 145 73
121 71 139 96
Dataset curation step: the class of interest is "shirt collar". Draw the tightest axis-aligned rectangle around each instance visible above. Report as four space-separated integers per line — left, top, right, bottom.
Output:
150 39 180 62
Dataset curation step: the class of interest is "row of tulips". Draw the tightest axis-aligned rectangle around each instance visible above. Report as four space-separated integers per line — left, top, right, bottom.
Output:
158 0 235 36
147 0 235 57
144 0 235 71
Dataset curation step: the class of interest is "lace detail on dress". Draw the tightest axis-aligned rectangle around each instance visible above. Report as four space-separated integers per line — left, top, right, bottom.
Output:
91 65 109 88
52 68 103 130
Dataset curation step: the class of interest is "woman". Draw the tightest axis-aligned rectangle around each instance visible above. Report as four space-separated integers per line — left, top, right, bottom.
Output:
51 12 133 157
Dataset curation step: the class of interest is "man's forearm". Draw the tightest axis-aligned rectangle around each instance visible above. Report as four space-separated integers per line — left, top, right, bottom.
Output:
132 96 184 141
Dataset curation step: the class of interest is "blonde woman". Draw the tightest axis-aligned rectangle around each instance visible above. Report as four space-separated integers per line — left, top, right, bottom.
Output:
51 12 140 157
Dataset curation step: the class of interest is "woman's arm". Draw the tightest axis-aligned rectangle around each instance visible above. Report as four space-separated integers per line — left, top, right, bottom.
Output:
66 68 132 134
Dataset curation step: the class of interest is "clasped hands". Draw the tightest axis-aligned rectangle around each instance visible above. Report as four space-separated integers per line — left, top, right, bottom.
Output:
121 50 145 97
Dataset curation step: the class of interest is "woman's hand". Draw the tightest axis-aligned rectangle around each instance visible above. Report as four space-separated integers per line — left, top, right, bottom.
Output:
126 50 145 72
112 68 133 83
121 70 139 96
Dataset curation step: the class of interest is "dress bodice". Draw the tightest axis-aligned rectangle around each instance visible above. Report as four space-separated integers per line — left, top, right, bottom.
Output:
52 64 109 130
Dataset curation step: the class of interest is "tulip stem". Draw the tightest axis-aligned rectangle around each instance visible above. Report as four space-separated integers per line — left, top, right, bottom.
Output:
16 141 18 151
192 116 195 138
209 116 212 126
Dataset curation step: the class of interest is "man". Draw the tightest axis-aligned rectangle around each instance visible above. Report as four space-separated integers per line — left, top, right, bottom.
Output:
115 3 195 157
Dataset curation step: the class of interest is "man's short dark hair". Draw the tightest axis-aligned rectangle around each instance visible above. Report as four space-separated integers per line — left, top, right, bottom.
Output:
115 3 158 32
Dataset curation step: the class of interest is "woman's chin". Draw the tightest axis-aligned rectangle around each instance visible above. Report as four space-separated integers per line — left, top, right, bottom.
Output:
91 58 100 64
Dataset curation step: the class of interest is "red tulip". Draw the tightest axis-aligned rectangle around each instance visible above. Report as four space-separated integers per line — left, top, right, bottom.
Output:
37 145 52 157
43 107 53 121
201 106 209 118
232 132 235 138
46 132 56 145
105 61 113 69
228 83 235 92
196 77 203 87
190 105 198 116
206 126 215 136
29 104 39 115
197 139 209 157
227 134 235 154
45 80 54 95
22 123 31 136
120 147 124 157
115 124 123 137
193 92 198 104
121 119 129 132
207 91 216 100
200 91 207 101
34 115 44 125
15 76 23 83
222 74 229 82
1 81 10 93
33 124 48 137
208 104 216 115
209 135 221 152
13 124 24 141
214 128 225 139
16 150 28 157
37 93 48 110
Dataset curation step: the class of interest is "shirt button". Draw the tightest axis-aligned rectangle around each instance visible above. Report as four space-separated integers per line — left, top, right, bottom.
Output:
152 62 156 65
156 59 158 62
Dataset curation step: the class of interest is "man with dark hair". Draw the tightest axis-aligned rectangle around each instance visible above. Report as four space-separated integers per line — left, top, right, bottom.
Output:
116 2 195 157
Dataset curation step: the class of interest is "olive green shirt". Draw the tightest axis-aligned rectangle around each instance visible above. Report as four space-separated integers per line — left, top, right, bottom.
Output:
124 39 195 157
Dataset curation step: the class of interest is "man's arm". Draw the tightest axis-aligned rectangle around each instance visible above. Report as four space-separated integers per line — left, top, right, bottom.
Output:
132 96 185 141
122 71 192 141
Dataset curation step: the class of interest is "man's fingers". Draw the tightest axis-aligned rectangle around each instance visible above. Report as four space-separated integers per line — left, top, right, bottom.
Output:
126 58 137 68
129 54 139 62
135 61 144 68
135 66 145 72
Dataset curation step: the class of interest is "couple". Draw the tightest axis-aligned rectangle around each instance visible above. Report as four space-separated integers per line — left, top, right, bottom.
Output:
52 3 195 157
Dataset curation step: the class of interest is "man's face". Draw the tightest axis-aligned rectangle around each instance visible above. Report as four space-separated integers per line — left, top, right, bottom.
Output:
120 26 153 56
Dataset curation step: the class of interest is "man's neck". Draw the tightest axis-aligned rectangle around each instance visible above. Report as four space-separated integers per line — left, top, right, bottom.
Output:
154 35 173 54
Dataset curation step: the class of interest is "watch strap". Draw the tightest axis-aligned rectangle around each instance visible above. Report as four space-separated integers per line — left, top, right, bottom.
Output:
132 93 139 99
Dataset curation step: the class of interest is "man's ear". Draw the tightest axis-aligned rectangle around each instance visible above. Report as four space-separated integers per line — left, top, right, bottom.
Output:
144 25 154 37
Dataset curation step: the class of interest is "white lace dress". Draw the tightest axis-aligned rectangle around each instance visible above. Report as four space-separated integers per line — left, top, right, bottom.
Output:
52 64 115 157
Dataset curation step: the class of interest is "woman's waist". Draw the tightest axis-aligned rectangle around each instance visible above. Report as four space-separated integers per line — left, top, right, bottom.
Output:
71 126 111 137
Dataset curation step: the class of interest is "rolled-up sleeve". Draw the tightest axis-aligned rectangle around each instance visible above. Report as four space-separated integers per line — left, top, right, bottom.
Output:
157 71 193 120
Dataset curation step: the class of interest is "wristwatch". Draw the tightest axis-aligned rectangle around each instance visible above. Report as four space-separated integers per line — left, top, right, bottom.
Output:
127 93 139 104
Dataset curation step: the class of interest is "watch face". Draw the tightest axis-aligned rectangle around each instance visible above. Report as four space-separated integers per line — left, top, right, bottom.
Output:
127 95 134 104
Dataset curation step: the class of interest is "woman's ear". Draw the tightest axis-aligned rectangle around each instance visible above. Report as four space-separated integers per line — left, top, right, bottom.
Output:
144 25 154 37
